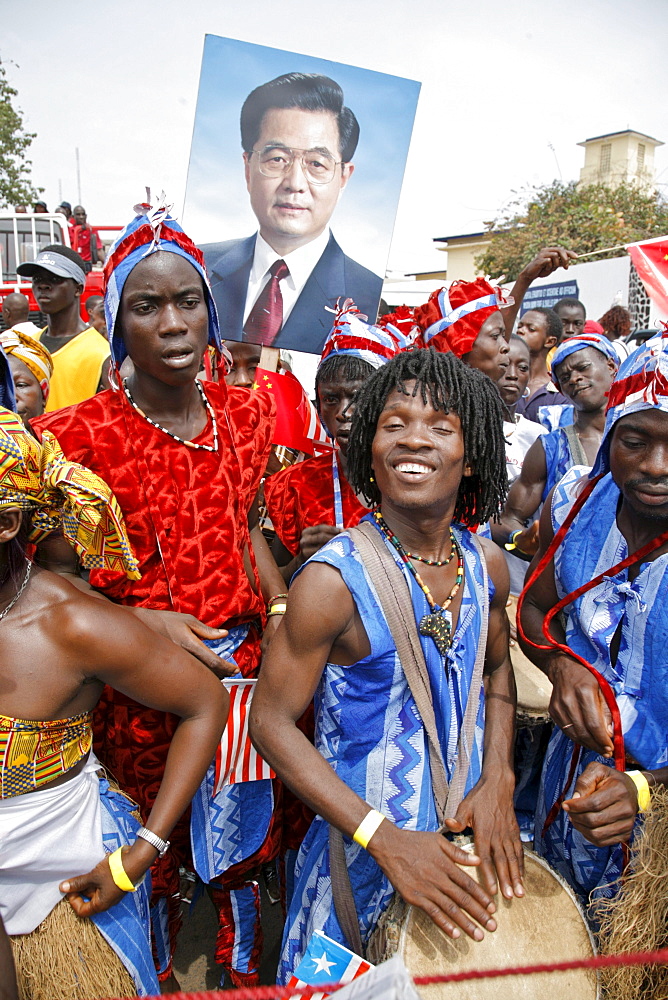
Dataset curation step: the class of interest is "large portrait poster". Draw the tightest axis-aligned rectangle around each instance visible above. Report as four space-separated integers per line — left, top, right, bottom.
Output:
184 34 420 355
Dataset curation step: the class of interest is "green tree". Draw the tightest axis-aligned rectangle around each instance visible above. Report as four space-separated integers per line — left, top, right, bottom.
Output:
475 179 668 280
0 59 40 209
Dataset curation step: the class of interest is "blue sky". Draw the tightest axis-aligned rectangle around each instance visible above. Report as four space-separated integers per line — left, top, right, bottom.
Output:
184 34 420 276
3 0 667 275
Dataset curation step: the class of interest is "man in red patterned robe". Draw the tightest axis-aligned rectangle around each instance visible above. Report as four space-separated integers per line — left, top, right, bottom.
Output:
32 203 285 988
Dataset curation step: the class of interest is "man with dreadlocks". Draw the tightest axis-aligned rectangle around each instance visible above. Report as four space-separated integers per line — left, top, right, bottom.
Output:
251 348 523 981
265 303 411 580
31 200 287 988
519 335 668 907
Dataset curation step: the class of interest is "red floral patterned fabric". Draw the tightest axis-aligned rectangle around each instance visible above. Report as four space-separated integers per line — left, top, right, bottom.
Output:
33 383 274 632
32 384 276 974
264 452 367 557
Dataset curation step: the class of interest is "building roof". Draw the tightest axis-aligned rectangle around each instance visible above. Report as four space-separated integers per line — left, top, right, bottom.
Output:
577 129 664 147
432 230 488 244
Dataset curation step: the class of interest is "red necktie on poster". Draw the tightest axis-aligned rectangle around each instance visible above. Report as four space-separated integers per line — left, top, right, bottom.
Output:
244 259 290 346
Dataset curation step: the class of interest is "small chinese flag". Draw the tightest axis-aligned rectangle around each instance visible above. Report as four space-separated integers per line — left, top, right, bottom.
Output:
626 236 668 315
253 368 333 456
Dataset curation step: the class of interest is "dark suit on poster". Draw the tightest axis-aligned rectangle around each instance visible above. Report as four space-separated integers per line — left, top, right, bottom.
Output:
202 232 383 355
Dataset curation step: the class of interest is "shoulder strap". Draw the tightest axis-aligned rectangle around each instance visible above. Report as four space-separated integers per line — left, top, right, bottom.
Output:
350 520 450 822
563 422 588 468
445 531 488 815
349 520 489 820
328 521 489 954
329 825 364 955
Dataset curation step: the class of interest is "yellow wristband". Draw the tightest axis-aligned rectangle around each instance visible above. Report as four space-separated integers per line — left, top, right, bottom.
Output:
626 770 652 812
504 529 524 552
267 602 287 615
108 847 137 892
353 809 386 849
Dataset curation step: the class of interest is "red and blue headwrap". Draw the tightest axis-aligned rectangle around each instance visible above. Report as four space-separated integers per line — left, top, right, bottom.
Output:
591 330 668 477
103 196 222 369
319 300 412 371
550 333 621 389
414 278 508 357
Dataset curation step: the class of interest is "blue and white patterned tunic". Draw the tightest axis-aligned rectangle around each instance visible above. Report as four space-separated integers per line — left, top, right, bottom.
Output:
535 466 668 902
279 514 492 981
541 426 583 504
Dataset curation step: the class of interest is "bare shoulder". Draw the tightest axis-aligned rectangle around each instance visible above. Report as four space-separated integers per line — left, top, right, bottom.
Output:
27 567 138 654
288 558 355 634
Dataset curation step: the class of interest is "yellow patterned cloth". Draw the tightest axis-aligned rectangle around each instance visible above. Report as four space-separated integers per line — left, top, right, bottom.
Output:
0 710 92 798
0 407 140 579
0 328 53 402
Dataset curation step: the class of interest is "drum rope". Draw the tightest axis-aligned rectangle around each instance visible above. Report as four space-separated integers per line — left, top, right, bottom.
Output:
98 944 668 998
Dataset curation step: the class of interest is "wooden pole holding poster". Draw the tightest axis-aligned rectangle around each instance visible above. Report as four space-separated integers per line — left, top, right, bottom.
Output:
260 347 280 373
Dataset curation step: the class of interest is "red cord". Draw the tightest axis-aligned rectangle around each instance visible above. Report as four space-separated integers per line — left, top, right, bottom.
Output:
516 473 668 822
99 945 668 998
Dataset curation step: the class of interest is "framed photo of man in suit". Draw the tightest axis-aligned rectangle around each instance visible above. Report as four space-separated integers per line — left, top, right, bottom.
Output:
184 35 420 355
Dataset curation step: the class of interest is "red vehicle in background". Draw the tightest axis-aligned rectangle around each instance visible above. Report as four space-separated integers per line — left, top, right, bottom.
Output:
0 213 121 329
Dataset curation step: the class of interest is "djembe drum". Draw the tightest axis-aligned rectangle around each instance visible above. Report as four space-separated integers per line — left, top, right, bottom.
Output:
368 846 599 999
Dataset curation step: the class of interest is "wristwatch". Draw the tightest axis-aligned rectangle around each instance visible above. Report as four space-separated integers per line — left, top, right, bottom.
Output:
136 826 171 858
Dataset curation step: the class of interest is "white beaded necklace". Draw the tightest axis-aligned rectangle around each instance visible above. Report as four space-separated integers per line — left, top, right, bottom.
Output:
123 378 219 453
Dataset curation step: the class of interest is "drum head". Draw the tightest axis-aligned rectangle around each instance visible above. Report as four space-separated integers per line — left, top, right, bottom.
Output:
399 850 598 998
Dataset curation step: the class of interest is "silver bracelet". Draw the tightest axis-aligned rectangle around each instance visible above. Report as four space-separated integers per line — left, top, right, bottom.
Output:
136 826 171 858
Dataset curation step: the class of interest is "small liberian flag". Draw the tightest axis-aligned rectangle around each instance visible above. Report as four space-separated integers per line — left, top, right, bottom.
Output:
213 679 275 796
287 930 373 999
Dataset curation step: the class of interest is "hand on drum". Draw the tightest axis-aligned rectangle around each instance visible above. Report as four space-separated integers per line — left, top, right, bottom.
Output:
368 823 498 942
547 656 614 757
444 774 524 901
562 761 639 846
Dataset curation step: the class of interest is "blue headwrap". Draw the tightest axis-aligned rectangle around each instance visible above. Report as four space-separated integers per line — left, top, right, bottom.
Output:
103 197 222 369
591 333 668 477
550 333 620 389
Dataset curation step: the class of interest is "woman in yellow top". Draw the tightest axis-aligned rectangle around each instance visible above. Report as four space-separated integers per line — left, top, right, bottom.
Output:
16 246 109 411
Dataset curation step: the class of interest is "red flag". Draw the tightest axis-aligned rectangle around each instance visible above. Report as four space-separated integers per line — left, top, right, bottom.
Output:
253 367 333 456
626 236 668 314
213 680 275 795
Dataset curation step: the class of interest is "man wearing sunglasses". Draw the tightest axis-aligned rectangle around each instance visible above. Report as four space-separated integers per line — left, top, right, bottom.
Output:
202 72 383 354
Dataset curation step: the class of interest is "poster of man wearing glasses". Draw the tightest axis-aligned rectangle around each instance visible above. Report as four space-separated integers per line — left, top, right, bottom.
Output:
185 35 420 354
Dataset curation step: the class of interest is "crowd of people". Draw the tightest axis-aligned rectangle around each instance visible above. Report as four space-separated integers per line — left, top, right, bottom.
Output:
0 193 665 1000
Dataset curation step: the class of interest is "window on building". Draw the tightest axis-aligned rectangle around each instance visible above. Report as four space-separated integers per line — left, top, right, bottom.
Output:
637 143 646 173
600 143 611 174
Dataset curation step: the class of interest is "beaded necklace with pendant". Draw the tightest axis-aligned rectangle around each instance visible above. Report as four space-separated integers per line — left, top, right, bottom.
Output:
373 510 463 655
123 378 219 453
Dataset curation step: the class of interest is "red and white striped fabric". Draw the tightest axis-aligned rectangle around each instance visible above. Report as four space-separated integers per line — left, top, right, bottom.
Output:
213 679 275 796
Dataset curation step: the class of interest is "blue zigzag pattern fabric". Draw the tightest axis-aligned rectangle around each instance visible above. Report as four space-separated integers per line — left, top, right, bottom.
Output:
92 776 160 997
190 625 274 883
535 467 668 903
278 514 491 983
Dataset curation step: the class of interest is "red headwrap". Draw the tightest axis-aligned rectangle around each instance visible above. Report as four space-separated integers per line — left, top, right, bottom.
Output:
414 278 505 358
